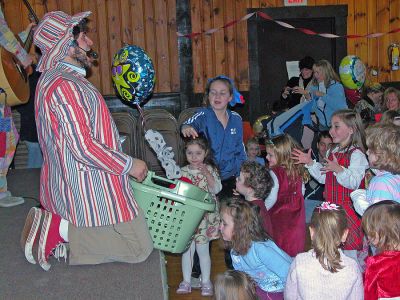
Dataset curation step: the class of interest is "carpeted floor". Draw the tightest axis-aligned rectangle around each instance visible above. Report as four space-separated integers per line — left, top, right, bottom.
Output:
1 169 167 299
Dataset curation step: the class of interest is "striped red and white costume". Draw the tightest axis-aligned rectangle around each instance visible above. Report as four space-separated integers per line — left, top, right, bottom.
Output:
35 63 137 227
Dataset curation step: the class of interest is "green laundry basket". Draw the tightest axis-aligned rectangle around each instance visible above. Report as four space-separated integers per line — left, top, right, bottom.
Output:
130 171 216 253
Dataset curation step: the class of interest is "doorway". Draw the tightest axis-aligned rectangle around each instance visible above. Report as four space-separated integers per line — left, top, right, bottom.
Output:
247 5 347 122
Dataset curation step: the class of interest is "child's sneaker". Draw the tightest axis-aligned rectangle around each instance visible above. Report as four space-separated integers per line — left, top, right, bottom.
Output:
201 281 214 297
190 276 202 289
176 281 191 294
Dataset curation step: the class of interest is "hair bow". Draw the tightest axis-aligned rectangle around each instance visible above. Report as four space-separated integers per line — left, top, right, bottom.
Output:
317 202 340 211
209 75 245 107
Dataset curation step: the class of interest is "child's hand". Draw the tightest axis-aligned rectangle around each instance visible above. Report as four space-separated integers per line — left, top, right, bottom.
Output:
181 125 198 138
292 148 313 166
232 189 239 196
321 154 343 174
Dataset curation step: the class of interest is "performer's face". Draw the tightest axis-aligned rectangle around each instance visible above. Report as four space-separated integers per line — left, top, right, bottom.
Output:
72 32 94 68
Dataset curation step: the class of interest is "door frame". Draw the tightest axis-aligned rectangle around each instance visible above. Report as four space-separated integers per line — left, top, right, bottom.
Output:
247 5 347 123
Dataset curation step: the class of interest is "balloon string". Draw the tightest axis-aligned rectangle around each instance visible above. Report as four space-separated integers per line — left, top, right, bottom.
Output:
136 104 147 132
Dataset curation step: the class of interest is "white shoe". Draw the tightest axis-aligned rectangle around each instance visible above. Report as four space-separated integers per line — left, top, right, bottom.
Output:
0 195 24 207
191 276 202 289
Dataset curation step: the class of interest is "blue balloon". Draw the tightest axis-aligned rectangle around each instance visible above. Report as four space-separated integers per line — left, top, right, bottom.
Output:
111 45 155 105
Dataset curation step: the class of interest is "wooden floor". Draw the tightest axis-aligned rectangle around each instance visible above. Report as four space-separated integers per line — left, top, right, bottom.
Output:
165 240 227 299
165 233 312 299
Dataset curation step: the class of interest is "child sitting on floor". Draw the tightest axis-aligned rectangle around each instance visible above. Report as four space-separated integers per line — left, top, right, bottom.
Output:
220 198 292 300
235 160 274 235
214 270 258 300
284 202 363 299
246 138 265 166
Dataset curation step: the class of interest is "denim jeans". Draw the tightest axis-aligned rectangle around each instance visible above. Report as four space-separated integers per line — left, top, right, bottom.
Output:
25 141 43 168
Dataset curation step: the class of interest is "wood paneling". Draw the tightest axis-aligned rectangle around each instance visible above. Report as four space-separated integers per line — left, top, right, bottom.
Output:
190 0 400 92
3 0 400 97
2 0 179 96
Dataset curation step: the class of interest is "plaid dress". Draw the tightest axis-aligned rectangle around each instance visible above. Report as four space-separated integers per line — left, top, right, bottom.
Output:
324 148 365 250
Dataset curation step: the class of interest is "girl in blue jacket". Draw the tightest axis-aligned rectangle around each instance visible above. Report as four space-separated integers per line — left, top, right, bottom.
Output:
220 198 292 300
181 75 247 199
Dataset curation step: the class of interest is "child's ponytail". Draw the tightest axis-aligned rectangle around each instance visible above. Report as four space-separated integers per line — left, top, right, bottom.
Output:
310 202 348 273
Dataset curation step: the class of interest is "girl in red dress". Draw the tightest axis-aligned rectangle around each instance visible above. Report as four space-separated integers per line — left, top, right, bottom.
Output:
362 201 400 300
293 109 369 264
265 134 309 257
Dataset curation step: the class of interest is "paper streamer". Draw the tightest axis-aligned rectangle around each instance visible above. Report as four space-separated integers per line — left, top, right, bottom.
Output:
177 11 400 40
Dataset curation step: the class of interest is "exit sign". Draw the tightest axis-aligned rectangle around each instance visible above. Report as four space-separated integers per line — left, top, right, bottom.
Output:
284 0 307 6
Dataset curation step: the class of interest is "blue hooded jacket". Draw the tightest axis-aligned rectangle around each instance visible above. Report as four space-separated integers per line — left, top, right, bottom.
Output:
183 107 246 180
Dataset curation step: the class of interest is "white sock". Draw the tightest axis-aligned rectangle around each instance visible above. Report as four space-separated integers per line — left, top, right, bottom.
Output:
181 241 196 283
59 218 69 242
196 242 211 284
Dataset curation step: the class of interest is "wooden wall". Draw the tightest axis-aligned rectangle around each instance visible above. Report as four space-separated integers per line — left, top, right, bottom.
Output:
3 0 400 96
2 0 180 96
190 0 400 92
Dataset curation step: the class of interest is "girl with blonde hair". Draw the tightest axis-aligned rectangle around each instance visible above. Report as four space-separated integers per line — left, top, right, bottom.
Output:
285 202 363 299
214 270 258 300
293 109 369 263
304 59 347 130
265 134 309 257
351 123 400 215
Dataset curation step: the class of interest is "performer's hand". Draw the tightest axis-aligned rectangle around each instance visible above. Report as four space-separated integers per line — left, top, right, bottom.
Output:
20 55 33 69
25 22 36 32
292 148 313 166
181 125 198 138
129 158 148 182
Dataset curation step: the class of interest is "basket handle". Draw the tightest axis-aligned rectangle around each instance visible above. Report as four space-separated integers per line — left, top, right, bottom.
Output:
141 171 177 185
157 189 216 212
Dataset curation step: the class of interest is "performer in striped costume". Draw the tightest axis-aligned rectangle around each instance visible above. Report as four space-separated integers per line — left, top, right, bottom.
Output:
21 11 153 271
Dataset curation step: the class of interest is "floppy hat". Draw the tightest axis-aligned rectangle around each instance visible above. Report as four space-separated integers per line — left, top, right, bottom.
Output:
34 10 91 72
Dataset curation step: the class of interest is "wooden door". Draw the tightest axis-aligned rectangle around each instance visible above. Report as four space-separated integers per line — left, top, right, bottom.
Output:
248 5 347 123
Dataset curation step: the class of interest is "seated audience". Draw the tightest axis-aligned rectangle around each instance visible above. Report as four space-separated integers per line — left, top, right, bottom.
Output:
383 87 400 111
281 56 315 109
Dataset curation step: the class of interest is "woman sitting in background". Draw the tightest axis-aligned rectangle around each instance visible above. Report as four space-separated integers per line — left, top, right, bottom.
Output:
305 60 348 131
383 87 400 111
355 82 385 126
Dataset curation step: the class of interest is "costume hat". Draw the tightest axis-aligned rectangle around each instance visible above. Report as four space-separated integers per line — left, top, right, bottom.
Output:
34 11 91 72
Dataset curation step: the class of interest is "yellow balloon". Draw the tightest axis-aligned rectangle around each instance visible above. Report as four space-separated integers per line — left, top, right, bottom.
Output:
253 115 270 134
